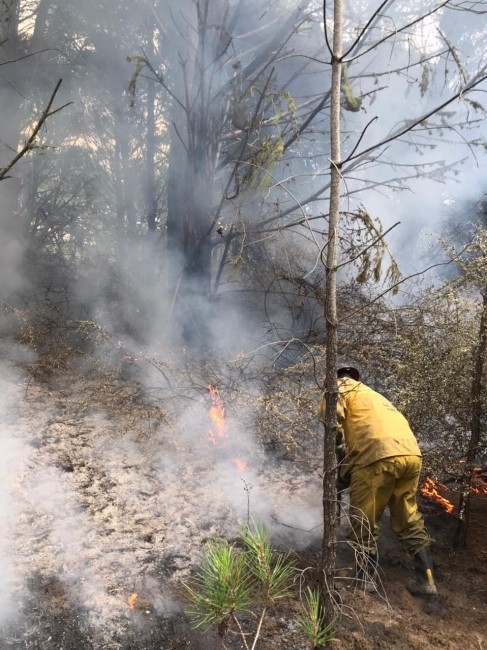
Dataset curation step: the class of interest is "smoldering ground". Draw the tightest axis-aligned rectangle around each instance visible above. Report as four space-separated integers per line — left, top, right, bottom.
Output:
0 349 325 647
0 347 485 650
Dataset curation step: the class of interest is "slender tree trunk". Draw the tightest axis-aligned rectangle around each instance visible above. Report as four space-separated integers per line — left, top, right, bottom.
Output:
145 23 158 234
320 0 343 621
454 290 487 548
0 0 26 299
146 77 157 233
0 0 23 162
113 121 126 241
119 118 137 236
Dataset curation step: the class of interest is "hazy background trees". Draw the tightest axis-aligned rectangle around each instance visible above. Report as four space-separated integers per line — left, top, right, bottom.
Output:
2 0 485 343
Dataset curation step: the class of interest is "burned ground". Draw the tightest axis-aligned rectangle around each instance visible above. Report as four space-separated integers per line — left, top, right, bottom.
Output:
0 357 486 650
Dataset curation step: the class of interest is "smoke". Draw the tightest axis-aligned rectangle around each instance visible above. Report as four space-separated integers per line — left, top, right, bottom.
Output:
26 468 111 619
0 442 25 624
337 1 487 276
0 1 486 642
0 361 32 624
2 0 484 341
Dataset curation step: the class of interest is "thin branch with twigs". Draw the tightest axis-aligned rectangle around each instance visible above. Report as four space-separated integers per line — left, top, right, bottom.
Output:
0 79 71 182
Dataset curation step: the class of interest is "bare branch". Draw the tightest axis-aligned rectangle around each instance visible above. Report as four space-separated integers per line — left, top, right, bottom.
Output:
342 116 378 162
345 1 450 64
0 79 71 182
342 243 471 322
0 48 60 66
322 0 333 57
342 0 394 60
344 65 487 165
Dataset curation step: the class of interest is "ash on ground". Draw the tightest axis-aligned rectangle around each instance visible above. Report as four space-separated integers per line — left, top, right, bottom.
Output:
1 363 485 650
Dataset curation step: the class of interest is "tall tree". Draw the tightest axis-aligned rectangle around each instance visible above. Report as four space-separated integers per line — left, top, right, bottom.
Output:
149 0 325 345
442 218 487 547
320 0 342 619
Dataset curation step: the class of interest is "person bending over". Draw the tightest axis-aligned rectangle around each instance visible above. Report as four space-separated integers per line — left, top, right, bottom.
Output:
320 366 437 595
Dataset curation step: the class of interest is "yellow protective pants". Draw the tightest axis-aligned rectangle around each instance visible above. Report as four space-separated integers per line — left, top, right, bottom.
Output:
347 455 431 557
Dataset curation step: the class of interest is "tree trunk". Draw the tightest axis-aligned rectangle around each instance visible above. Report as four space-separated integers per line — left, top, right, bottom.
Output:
145 75 158 233
113 119 126 239
165 0 225 346
0 0 26 300
144 22 158 234
454 290 487 548
0 0 23 161
320 0 343 622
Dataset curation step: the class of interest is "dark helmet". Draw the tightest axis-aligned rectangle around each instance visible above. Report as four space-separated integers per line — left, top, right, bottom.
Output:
337 366 360 381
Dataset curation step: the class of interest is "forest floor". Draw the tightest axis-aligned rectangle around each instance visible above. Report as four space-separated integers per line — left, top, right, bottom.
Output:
0 351 485 650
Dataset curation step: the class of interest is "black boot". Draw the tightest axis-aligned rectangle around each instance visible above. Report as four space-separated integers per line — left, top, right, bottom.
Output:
356 552 378 593
410 547 438 596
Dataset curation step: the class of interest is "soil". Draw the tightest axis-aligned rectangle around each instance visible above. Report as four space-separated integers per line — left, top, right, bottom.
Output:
0 356 485 650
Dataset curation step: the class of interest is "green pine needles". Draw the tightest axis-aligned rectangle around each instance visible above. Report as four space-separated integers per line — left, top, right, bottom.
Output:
183 539 256 633
296 586 336 649
183 522 336 649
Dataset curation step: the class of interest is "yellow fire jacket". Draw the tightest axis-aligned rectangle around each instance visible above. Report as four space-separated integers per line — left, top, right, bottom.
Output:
320 378 421 478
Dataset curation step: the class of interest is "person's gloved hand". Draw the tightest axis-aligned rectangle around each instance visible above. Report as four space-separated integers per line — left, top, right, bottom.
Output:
336 443 346 464
336 474 350 492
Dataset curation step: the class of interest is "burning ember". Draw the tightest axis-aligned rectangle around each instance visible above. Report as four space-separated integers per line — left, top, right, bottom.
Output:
127 592 153 613
420 477 455 514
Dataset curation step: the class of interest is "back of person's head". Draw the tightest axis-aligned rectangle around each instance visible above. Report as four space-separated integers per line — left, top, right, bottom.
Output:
337 366 360 381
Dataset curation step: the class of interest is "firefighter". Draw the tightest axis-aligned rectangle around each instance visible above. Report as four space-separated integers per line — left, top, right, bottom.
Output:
320 366 437 596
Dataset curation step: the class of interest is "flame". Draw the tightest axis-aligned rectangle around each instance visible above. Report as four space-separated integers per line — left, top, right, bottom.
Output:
234 457 247 471
208 385 226 445
207 386 247 472
128 593 138 609
420 477 455 514
471 467 487 495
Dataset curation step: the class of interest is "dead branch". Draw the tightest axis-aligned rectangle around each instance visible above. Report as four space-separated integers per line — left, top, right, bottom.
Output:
0 79 72 182
343 64 487 166
0 48 60 66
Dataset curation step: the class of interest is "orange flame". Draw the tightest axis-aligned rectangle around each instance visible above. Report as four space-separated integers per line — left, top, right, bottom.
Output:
420 477 454 514
207 386 247 472
471 468 487 495
128 593 138 609
208 385 226 445
234 457 247 471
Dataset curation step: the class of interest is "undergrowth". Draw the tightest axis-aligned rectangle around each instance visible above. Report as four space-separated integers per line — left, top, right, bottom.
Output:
183 522 336 649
